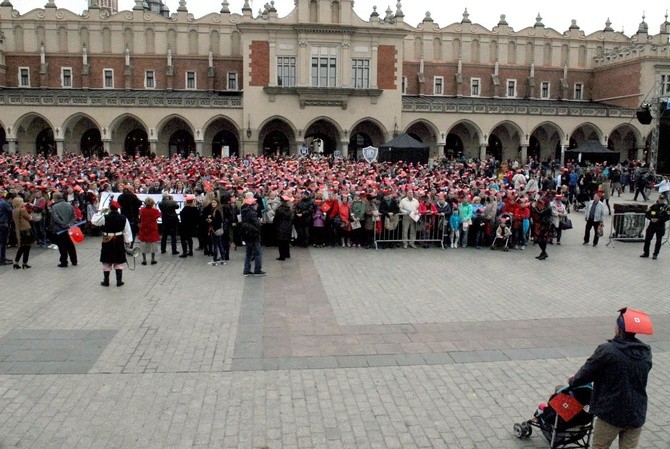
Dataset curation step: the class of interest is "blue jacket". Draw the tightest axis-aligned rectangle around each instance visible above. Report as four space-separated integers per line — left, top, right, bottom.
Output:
0 198 12 226
570 335 652 428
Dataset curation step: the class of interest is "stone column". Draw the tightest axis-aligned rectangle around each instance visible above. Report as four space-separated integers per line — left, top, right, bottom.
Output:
269 42 277 87
370 45 378 89
56 140 64 158
438 143 445 158
196 141 204 157
8 139 17 154
479 144 487 161
150 140 158 156
560 143 566 167
340 140 349 159
103 140 111 155
520 144 528 164
637 147 645 161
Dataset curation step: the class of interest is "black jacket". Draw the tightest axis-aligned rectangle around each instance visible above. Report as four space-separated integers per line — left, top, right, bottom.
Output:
274 203 293 241
570 335 652 428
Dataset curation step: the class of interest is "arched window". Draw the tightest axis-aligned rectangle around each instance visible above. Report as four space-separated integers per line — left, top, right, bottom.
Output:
189 29 198 55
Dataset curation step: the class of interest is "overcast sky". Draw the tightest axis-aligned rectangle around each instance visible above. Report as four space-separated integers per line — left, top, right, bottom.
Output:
14 0 670 36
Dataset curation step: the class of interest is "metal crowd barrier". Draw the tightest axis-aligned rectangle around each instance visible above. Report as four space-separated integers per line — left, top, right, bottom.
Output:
374 212 447 250
606 212 658 247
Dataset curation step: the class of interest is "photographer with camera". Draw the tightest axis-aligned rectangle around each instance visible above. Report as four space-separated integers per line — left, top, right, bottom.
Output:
91 200 132 287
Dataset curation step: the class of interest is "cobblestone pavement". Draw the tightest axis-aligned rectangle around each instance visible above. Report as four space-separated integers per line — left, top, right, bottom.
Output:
0 192 668 449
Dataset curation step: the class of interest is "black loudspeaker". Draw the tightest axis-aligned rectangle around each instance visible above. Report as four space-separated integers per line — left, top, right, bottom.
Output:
636 108 652 125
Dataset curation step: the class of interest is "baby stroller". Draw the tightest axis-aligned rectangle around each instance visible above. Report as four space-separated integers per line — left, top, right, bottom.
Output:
490 213 513 251
572 188 591 212
513 384 593 448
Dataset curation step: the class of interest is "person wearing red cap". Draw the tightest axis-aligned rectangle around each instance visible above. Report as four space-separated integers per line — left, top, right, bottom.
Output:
568 308 652 449
91 200 132 287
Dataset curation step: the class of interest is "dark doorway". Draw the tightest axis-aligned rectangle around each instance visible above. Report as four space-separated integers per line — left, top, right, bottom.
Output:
169 130 195 158
212 130 239 158
36 128 55 157
487 135 503 161
0 128 6 154
529 135 541 161
262 131 290 156
348 133 373 160
445 133 463 159
125 129 149 157
81 129 102 158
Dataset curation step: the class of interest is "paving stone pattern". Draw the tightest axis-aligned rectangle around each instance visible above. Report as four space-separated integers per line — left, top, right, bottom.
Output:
0 192 668 448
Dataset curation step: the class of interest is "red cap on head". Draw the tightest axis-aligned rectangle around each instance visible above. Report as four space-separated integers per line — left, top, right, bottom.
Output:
109 200 121 210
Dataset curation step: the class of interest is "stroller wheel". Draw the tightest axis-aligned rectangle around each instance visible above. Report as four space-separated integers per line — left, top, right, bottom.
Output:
522 423 532 437
513 423 524 438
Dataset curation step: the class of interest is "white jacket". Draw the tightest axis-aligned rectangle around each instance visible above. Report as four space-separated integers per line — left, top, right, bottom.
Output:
399 197 419 214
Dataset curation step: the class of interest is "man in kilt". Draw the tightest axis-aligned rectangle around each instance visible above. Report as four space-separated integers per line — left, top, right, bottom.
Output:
91 200 132 287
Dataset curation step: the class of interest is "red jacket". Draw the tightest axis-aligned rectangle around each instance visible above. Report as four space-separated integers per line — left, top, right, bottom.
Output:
138 206 161 242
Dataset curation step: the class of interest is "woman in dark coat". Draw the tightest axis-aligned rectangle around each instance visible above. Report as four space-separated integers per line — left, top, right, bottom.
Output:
274 195 294 261
530 197 553 261
91 200 132 287
178 195 199 258
207 198 227 266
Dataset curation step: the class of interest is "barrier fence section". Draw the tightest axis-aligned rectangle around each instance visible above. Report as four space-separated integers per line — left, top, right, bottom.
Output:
373 212 447 250
607 212 670 247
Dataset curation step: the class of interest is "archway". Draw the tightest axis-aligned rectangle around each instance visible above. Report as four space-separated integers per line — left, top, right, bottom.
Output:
349 119 386 160
489 121 523 162
81 129 102 158
157 116 194 157
405 121 438 157
304 119 341 156
487 135 503 161
169 130 195 157
36 129 55 157
62 114 101 156
258 118 296 156
110 115 148 156
446 121 482 159
530 122 563 162
212 130 239 158
125 129 149 157
608 124 640 162
262 131 290 157
204 117 240 158
570 123 603 146
14 114 53 156
445 134 463 159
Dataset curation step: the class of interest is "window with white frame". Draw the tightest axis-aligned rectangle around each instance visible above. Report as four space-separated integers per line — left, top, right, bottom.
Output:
277 57 296 87
471 78 481 97
402 76 408 94
103 69 114 88
506 79 517 98
311 47 337 87
540 81 550 99
227 72 238 91
351 59 370 89
186 71 197 90
661 74 670 96
61 68 73 88
433 76 444 95
145 70 155 89
18 67 30 87
574 83 584 100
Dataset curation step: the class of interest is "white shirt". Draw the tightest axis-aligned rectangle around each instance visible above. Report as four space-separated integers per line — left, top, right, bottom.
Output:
399 197 419 214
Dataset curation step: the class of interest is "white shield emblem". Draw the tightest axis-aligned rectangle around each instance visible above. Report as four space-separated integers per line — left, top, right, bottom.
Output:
362 146 378 163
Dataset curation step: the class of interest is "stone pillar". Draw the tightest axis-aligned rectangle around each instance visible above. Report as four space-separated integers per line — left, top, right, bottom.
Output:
479 144 487 161
196 141 204 157
340 140 349 159
56 140 64 158
520 144 528 164
269 42 277 87
560 143 566 167
438 143 445 158
8 139 17 154
150 140 158 156
103 140 111 155
370 45 378 89
637 147 645 161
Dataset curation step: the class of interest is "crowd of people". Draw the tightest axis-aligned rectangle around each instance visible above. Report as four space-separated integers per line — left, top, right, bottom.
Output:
1 152 669 274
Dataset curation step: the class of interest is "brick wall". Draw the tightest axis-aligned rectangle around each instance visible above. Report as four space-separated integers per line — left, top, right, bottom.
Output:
377 45 396 90
592 62 641 108
249 41 269 87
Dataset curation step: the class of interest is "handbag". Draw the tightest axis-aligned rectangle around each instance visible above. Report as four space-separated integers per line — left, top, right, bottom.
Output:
597 223 604 237
559 217 573 230
31 212 43 222
213 227 224 237
20 228 35 245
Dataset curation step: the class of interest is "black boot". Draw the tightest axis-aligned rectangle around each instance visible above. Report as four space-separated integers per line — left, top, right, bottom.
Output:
115 269 124 287
101 271 110 287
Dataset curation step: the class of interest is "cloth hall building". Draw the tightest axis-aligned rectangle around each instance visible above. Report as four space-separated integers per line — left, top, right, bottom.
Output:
0 0 668 166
